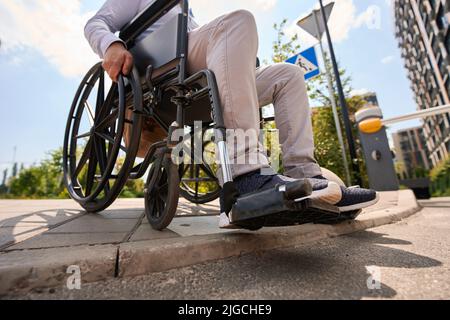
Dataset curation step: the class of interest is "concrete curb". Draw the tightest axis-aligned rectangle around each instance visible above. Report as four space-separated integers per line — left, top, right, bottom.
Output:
0 190 420 296
118 190 420 277
0 244 117 295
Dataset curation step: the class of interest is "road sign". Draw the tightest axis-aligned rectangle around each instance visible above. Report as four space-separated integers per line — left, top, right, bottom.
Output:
286 46 320 81
297 2 334 40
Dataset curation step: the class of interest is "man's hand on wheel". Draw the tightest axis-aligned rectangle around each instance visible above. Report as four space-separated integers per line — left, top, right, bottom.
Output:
102 42 133 82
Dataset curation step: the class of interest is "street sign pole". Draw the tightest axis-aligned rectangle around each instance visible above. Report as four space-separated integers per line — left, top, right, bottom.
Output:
312 9 351 186
318 0 362 186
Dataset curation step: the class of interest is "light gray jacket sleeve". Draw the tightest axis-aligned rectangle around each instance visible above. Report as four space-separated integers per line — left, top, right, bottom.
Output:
84 0 143 59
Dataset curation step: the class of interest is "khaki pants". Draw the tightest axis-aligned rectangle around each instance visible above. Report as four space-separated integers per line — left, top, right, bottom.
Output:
187 10 322 180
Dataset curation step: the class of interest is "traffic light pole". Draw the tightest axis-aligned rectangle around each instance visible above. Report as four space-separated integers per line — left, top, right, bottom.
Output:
318 0 362 186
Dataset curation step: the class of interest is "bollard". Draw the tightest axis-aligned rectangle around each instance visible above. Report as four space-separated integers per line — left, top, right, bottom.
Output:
355 106 399 191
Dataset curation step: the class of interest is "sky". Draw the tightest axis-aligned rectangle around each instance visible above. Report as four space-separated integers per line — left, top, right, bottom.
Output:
0 0 420 174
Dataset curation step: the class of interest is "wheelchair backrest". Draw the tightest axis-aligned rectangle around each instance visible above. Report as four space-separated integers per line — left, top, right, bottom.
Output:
120 0 188 82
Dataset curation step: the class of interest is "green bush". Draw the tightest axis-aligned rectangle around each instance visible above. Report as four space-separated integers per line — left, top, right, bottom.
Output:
429 157 450 197
8 150 66 199
3 149 145 199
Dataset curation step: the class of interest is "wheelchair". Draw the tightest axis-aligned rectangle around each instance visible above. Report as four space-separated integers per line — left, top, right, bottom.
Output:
63 0 357 231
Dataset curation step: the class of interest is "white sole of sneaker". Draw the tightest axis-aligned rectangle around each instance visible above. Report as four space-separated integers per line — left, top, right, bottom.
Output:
338 192 380 212
295 181 342 205
219 212 242 229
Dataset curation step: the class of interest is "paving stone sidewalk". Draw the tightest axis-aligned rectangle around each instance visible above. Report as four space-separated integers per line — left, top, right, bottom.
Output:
0 192 400 251
0 190 417 295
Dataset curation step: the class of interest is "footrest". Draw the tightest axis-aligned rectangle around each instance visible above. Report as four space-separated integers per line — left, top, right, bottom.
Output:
229 180 344 230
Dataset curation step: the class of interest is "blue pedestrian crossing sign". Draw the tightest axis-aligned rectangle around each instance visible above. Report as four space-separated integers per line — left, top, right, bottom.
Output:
286 46 320 81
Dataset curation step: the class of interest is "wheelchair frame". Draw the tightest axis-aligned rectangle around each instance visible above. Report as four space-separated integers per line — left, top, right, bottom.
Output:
63 0 358 231
63 0 231 229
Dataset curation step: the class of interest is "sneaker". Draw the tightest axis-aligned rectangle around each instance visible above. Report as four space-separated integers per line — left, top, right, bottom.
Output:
219 171 342 228
299 177 342 204
336 186 379 212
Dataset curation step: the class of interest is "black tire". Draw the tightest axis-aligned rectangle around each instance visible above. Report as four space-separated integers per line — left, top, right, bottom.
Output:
145 155 180 230
63 63 143 212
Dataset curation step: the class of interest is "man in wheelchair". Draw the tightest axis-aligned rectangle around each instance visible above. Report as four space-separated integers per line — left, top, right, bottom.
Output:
82 0 378 229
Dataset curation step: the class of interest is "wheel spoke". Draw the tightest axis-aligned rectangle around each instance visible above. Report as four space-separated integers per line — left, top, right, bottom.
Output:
85 138 98 196
95 108 119 131
199 163 217 181
153 198 159 218
94 132 110 195
96 132 127 153
195 165 200 198
95 70 105 117
195 182 199 198
97 83 118 122
181 164 190 178
76 131 92 140
85 101 95 126
73 139 93 179
159 182 169 195
189 162 195 178
157 197 165 217
104 180 110 194
107 113 117 159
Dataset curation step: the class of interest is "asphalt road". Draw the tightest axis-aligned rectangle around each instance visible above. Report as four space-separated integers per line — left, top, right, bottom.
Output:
8 198 450 300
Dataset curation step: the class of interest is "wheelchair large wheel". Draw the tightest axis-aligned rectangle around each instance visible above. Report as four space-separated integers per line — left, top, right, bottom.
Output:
63 63 143 213
179 140 221 204
145 154 180 230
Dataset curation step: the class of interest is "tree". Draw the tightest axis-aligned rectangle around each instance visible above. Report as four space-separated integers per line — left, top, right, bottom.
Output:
270 19 301 63
9 149 65 199
5 147 146 199
1 169 7 186
0 169 7 194
429 157 450 197
12 163 18 178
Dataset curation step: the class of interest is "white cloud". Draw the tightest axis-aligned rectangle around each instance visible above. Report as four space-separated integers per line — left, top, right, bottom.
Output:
190 0 277 25
284 0 382 47
0 0 97 78
325 0 358 43
350 88 371 96
354 5 381 30
381 55 395 64
0 0 277 78
257 0 277 11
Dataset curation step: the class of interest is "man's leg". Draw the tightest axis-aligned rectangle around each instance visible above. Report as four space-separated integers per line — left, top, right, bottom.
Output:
256 63 380 212
256 63 322 178
187 10 270 181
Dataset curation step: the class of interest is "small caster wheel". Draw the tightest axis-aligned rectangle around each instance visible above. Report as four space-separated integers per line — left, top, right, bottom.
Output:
244 225 263 231
145 156 180 230
234 219 264 232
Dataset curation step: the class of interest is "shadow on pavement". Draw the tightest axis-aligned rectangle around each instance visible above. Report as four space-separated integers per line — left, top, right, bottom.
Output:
0 209 84 250
215 230 441 300
154 230 441 300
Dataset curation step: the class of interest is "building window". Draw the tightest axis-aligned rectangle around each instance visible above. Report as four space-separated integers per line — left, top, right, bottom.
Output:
440 121 446 137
